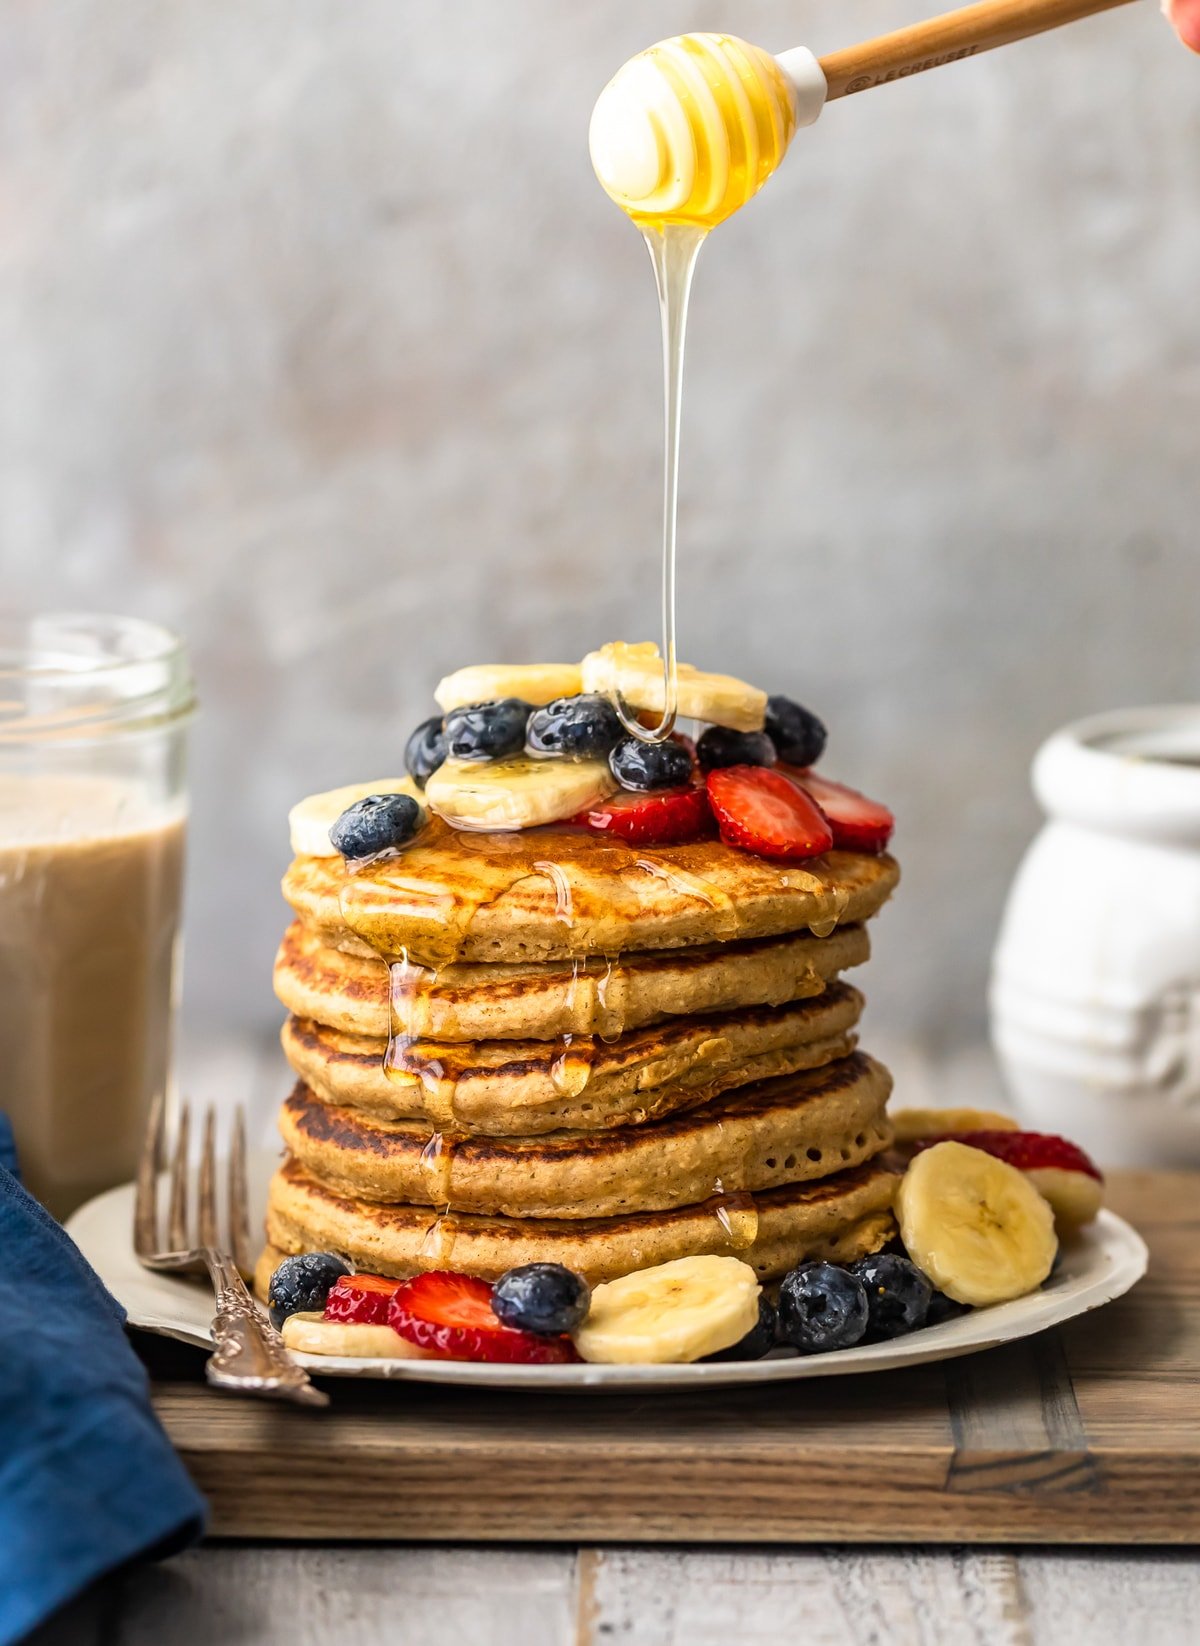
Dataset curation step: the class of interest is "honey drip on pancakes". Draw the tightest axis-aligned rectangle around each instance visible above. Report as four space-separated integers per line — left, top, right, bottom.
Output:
331 818 852 1262
336 31 833 1244
612 223 703 743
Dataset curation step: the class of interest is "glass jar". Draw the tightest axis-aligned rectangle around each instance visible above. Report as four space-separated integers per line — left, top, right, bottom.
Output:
0 614 196 1218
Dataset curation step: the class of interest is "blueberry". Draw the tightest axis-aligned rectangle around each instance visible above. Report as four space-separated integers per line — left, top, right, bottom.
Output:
777 1261 869 1354
405 714 447 788
609 735 694 792
706 1297 778 1361
444 698 532 762
526 694 624 760
925 1289 971 1327
696 726 777 773
849 1253 933 1340
491 1263 590 1335
765 695 827 768
330 793 422 859
267 1252 350 1330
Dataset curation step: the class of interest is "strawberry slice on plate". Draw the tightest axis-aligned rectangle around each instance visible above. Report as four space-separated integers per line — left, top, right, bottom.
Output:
388 1271 580 1363
784 768 894 854
914 1130 1104 1228
706 766 833 861
324 1272 400 1326
575 783 712 845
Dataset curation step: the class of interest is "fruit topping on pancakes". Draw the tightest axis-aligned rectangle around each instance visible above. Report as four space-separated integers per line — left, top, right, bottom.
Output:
706 767 834 861
696 726 777 772
785 771 894 855
609 733 694 791
581 642 768 732
289 647 895 868
491 1264 592 1336
266 1251 350 1328
425 754 616 831
323 1271 401 1326
443 698 533 762
777 1261 869 1353
330 793 423 860
764 695 827 767
913 1130 1104 1229
526 694 624 760
388 1271 580 1364
574 782 713 844
573 1255 762 1364
890 1107 1020 1144
289 778 423 857
404 716 447 788
896 1141 1058 1307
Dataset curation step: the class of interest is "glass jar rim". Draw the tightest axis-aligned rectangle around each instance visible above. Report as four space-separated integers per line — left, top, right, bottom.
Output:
0 611 196 742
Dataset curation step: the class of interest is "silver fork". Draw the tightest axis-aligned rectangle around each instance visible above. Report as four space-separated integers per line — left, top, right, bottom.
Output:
134 1093 328 1407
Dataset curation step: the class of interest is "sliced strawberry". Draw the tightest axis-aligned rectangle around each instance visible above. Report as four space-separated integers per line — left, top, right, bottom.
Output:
324 1272 400 1326
705 766 833 861
784 768 894 854
914 1129 1103 1182
387 1271 579 1364
575 783 713 845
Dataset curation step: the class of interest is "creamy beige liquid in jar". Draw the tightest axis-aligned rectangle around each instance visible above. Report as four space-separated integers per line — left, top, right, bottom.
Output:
0 614 195 1218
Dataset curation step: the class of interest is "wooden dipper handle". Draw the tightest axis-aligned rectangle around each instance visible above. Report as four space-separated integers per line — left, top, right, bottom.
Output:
817 0 1142 100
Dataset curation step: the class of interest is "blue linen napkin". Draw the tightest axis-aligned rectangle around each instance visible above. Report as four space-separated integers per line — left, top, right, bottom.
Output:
0 1116 206 1645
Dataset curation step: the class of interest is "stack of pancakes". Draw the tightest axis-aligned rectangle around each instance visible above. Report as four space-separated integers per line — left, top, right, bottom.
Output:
257 819 901 1292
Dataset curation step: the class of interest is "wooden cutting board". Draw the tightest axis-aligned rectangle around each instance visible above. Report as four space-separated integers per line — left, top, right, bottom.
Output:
143 1170 1200 1544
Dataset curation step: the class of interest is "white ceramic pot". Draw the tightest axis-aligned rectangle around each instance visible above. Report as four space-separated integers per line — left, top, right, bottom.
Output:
990 705 1200 1166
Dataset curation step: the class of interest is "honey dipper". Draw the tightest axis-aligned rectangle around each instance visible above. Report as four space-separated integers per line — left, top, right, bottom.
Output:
590 0 1144 227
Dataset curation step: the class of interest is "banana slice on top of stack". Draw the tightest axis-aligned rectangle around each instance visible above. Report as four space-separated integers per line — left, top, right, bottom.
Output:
436 663 584 713
289 778 424 857
404 643 772 834
426 757 616 832
580 642 767 732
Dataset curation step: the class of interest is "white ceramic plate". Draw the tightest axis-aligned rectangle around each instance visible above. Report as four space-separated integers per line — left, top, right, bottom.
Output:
67 1151 1148 1392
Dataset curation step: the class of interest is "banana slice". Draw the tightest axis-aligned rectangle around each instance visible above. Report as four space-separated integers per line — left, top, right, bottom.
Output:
435 664 583 713
897 1140 1057 1307
280 1312 436 1359
425 755 615 832
289 778 423 857
1026 1167 1103 1230
573 1254 761 1364
580 642 767 733
890 1107 1020 1145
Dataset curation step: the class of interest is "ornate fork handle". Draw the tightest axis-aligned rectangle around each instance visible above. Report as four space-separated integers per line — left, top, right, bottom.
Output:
201 1249 329 1407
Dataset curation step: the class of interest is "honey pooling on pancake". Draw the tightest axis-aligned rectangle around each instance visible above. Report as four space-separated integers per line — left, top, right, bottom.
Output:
286 822 898 1278
710 1184 759 1252
334 820 771 1255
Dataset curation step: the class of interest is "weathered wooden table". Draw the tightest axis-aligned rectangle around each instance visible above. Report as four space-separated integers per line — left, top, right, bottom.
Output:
29 1044 1200 1645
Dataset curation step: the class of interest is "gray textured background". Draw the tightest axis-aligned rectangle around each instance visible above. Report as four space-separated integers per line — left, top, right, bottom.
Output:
4 1 1198 1058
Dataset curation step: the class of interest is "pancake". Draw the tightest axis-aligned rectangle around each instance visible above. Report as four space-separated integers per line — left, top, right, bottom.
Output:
283 820 899 967
258 1154 899 1288
280 982 864 1132
274 918 870 1043
276 1051 892 1218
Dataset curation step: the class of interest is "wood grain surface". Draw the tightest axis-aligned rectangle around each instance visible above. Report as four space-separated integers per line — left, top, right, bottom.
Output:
140 1171 1199 1546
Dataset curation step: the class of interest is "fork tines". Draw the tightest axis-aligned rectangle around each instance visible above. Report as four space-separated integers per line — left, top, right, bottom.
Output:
134 1094 252 1277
